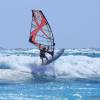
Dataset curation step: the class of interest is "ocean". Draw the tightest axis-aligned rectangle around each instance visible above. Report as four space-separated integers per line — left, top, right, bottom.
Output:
0 48 100 100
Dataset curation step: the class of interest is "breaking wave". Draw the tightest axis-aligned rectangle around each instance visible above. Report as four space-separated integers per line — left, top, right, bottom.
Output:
0 48 100 83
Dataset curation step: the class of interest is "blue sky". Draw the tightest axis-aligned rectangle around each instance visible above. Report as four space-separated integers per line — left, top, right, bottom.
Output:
0 0 100 49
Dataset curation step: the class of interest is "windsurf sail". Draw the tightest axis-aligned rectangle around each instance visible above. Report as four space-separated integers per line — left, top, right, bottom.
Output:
29 10 55 53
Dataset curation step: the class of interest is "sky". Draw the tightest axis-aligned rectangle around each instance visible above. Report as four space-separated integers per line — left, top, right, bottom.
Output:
0 0 100 49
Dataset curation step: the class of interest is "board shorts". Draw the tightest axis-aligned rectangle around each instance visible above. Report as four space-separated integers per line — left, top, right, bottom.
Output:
40 54 46 58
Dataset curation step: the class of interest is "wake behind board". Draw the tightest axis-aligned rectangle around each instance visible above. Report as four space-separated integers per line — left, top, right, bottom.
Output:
44 49 64 65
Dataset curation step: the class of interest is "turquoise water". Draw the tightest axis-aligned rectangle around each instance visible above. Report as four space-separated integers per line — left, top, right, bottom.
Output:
1 80 100 100
0 48 100 100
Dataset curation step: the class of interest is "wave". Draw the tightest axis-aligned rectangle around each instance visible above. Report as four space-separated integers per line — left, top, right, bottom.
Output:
54 55 100 78
0 49 100 83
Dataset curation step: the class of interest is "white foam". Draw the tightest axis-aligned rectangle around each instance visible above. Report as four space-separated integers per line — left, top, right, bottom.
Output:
0 55 41 71
54 55 100 78
0 69 33 83
64 48 100 54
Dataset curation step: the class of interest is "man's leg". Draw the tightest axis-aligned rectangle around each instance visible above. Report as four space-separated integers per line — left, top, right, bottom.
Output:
42 58 44 64
40 57 44 65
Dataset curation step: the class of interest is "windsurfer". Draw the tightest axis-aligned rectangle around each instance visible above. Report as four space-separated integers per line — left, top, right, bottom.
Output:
40 47 48 65
29 10 56 65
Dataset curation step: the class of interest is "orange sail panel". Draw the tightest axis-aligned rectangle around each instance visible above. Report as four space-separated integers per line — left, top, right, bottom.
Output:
29 10 54 51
